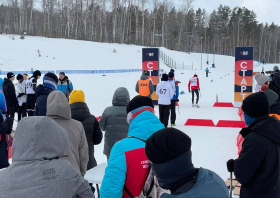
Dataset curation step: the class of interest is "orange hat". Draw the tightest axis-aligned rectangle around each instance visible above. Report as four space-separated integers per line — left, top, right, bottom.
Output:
69 90 85 104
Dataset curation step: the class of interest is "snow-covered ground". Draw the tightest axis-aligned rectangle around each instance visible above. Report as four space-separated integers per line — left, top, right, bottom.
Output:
1 34 271 185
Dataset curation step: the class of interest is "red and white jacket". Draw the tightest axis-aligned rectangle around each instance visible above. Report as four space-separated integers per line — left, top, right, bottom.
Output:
188 76 200 90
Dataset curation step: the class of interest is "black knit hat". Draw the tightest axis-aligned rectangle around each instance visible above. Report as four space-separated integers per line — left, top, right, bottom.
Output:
59 72 66 76
7 72 15 79
126 95 154 114
170 69 175 73
242 92 269 118
44 72 58 83
161 74 168 81
33 70 41 78
145 128 192 164
16 74 23 80
168 72 174 78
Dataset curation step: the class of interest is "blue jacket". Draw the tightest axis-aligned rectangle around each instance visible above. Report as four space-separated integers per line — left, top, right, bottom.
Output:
100 111 164 198
35 85 53 116
161 168 229 198
168 79 179 100
57 77 73 99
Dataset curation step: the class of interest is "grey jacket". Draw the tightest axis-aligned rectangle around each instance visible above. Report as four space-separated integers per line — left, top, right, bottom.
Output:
47 90 89 176
161 168 229 198
135 75 154 98
99 87 130 157
0 116 94 198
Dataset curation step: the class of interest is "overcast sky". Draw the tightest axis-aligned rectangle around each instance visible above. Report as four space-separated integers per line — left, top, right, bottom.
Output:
170 0 280 25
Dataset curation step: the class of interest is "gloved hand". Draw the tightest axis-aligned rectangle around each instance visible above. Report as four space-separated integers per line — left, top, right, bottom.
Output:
176 99 179 102
227 159 235 172
4 117 13 134
17 93 25 98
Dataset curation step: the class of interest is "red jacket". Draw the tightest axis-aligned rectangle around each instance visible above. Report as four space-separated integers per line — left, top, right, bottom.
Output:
188 76 200 90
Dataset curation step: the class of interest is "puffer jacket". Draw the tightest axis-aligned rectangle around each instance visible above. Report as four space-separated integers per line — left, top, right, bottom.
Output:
71 102 103 170
100 110 164 198
57 76 73 99
47 90 89 176
99 87 130 157
0 116 94 198
35 85 53 116
14 81 27 103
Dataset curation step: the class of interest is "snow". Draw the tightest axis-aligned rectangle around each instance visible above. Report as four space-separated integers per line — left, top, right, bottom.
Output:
0 34 259 187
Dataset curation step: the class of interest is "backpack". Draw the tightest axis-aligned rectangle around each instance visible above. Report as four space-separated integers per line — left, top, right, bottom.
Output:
124 136 154 198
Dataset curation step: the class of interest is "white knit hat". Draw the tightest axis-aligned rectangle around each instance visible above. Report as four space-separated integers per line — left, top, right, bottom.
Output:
255 73 270 85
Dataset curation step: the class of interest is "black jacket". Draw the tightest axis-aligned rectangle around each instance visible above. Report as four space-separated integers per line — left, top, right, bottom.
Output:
2 78 18 108
272 72 280 86
269 82 280 98
70 102 103 170
35 85 53 116
0 115 10 169
234 115 280 198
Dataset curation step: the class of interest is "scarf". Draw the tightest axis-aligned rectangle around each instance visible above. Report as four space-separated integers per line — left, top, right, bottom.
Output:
127 106 155 125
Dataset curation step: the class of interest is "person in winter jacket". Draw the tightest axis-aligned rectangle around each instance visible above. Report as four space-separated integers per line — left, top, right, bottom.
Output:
35 73 58 116
0 116 13 169
14 74 27 121
156 74 174 128
100 96 164 198
47 90 89 176
205 67 209 77
145 128 229 198
0 116 94 198
57 72 73 100
2 72 18 119
272 66 280 85
255 73 270 92
227 92 280 198
188 74 200 107
70 90 103 169
25 70 41 116
99 87 130 160
168 73 179 126
136 70 154 98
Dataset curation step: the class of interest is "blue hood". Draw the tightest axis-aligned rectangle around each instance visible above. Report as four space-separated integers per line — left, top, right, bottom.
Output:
128 111 164 141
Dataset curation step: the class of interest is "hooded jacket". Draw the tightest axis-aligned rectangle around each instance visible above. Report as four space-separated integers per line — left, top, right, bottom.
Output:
135 75 154 98
99 87 130 157
2 78 18 108
47 91 89 176
100 111 164 198
71 102 103 170
234 115 280 198
35 85 53 116
0 116 94 198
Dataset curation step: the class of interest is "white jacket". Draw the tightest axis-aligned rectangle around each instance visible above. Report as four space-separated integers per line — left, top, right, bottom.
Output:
15 81 27 103
156 81 173 105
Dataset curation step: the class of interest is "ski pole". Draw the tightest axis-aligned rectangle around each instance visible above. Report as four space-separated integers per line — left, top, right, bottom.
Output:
229 172 233 198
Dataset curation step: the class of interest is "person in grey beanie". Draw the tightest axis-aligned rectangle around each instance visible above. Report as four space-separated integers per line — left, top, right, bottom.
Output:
0 117 94 198
255 73 270 92
272 66 280 85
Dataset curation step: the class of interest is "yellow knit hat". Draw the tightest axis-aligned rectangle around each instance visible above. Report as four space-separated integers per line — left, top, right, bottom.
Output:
69 90 85 104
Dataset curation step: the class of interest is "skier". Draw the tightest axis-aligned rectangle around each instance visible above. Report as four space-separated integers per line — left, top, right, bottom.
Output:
35 73 58 116
25 70 41 116
100 95 164 198
188 74 200 107
156 74 174 128
57 72 74 100
205 67 209 77
99 87 130 161
227 92 280 198
168 72 179 126
262 65 264 72
15 74 27 121
145 128 229 198
0 116 13 169
2 72 18 119
135 70 154 98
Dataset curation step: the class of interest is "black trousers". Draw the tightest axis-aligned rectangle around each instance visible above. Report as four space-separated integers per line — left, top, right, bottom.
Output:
159 104 170 128
206 72 208 77
7 106 16 119
192 89 199 104
18 103 27 121
170 100 176 124
27 94 36 116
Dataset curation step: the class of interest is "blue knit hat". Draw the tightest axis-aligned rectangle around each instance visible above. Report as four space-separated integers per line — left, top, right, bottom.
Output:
43 73 58 91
